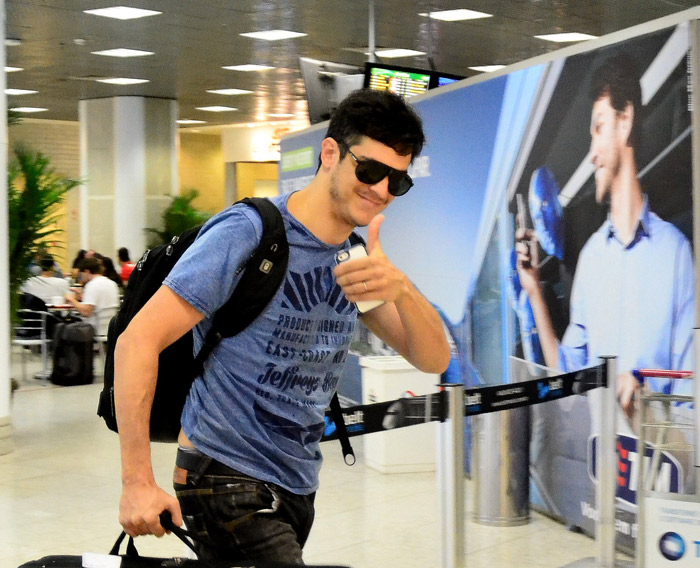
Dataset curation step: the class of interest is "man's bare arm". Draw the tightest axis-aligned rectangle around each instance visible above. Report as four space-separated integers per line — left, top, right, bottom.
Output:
115 285 204 537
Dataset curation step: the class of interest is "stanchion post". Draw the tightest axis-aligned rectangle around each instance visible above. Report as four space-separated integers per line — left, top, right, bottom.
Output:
694 329 700 483
597 357 617 567
437 383 465 568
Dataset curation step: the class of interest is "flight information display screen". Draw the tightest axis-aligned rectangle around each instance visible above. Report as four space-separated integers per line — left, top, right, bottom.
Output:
367 66 431 98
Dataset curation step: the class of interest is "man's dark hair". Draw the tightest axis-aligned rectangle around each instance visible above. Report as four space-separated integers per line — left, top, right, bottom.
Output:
79 257 103 275
590 52 643 147
118 247 130 263
39 254 54 272
322 89 425 167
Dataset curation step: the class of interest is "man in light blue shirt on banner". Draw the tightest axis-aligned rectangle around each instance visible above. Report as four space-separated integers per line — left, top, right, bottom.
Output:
516 52 694 422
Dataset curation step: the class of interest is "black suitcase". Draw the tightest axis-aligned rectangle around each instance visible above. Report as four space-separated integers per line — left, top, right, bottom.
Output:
18 525 352 567
49 321 95 386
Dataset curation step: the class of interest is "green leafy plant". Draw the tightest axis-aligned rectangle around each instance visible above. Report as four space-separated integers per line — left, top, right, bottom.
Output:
145 189 212 246
8 146 79 322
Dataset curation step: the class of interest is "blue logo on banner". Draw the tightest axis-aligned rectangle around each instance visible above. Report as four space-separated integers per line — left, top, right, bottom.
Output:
324 416 336 437
659 531 685 561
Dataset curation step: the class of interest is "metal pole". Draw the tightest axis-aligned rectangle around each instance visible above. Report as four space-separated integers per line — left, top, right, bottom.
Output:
637 382 649 568
437 383 465 568
368 0 376 63
694 329 700 482
691 14 700 490
597 357 617 567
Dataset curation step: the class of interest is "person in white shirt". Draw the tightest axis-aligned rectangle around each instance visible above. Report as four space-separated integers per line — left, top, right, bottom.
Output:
65 257 120 335
21 254 69 305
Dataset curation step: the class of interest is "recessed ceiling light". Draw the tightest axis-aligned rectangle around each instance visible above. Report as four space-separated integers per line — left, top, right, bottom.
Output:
196 106 238 112
5 88 37 95
469 65 506 73
177 119 206 125
534 32 597 43
371 48 426 58
240 30 307 41
96 77 150 85
5 66 23 72
12 107 47 113
419 9 492 21
84 6 161 20
206 89 253 96
91 48 154 57
267 113 294 118
223 64 275 72
5 38 22 47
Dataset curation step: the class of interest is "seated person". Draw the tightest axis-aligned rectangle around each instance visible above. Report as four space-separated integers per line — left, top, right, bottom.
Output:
102 256 125 290
21 254 70 304
65 257 120 335
118 247 136 285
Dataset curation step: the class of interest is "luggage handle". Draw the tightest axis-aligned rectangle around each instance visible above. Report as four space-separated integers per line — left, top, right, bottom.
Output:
109 512 200 559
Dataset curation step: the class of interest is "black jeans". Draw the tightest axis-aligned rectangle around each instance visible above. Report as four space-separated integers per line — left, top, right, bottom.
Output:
173 447 316 565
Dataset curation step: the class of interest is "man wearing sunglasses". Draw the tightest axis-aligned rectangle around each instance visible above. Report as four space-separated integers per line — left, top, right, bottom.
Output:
116 89 449 564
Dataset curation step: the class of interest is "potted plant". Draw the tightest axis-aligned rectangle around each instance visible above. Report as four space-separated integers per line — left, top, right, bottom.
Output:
8 145 80 323
145 188 212 247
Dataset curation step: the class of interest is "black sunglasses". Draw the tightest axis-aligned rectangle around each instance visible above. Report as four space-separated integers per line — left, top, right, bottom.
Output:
339 141 413 197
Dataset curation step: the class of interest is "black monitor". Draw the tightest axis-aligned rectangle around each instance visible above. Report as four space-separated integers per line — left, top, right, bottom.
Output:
363 62 463 98
299 57 364 124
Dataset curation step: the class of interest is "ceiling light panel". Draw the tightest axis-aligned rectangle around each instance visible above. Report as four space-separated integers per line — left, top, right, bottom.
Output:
97 78 150 85
534 32 598 42
372 48 426 58
469 65 506 72
5 67 23 72
206 89 253 95
223 64 275 72
6 88 37 95
196 106 238 112
420 9 493 21
91 48 154 57
240 30 307 41
177 119 206 125
84 6 161 20
12 107 47 113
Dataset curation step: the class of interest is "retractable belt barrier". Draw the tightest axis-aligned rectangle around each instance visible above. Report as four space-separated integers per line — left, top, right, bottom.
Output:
321 363 605 443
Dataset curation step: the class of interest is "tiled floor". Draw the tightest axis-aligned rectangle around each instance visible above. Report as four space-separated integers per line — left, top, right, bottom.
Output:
2 348 621 567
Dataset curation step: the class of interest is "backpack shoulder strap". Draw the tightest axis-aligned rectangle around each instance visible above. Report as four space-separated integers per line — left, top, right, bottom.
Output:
348 231 365 247
329 231 365 466
213 197 289 337
193 198 289 368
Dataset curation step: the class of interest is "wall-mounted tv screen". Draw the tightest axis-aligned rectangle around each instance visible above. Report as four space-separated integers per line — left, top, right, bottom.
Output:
364 62 463 98
299 57 364 124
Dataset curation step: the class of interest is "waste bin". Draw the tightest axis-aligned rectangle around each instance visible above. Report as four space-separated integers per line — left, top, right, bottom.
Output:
472 405 530 526
360 355 440 473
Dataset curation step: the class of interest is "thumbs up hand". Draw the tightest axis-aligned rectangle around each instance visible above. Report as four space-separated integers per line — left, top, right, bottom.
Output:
334 214 408 306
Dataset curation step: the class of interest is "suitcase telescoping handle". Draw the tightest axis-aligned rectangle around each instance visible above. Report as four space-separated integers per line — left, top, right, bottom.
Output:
110 511 200 558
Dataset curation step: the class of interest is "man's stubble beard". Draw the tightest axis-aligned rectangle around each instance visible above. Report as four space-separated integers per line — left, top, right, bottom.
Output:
329 171 366 229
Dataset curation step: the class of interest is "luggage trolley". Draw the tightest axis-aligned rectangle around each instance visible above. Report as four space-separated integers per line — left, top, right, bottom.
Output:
634 369 695 568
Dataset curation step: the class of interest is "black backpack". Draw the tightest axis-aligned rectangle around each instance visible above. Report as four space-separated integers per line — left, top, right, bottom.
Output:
97 197 355 461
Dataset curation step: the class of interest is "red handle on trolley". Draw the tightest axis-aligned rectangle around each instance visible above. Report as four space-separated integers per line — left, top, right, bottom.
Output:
632 368 693 384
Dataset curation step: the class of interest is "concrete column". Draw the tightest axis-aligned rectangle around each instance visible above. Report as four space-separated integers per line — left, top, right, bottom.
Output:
79 96 178 259
0 0 13 455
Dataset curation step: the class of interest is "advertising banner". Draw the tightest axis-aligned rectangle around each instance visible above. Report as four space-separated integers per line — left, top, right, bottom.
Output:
280 17 695 553
504 24 694 550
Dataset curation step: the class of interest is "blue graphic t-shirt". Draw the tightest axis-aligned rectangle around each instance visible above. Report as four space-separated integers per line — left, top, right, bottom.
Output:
164 193 357 494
